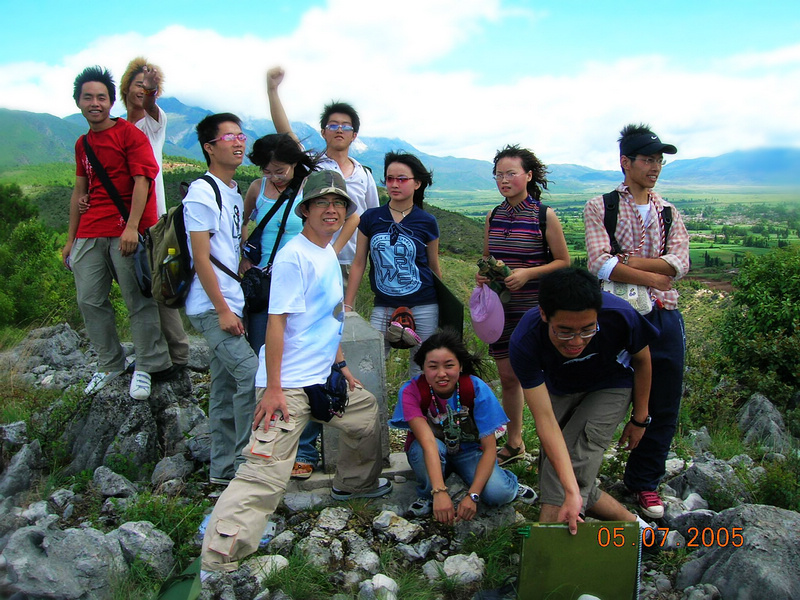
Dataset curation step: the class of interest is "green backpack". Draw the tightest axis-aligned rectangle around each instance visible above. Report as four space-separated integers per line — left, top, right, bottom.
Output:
146 175 225 308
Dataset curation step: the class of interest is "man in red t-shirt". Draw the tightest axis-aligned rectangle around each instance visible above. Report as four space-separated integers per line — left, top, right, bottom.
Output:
61 66 171 400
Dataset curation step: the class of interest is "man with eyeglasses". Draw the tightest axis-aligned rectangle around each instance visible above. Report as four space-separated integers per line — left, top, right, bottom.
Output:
200 170 390 574
184 113 258 488
584 124 690 520
509 268 658 534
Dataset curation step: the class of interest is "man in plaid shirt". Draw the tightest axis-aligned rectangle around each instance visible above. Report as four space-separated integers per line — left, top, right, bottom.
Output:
583 123 690 519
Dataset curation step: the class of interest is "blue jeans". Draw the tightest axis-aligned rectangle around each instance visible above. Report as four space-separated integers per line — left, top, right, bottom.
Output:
370 303 438 378
245 307 268 355
295 421 322 467
624 308 685 492
407 439 518 505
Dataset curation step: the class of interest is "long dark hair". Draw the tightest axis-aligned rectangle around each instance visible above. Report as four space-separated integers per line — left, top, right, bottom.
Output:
384 151 433 209
413 328 484 378
493 144 549 200
247 133 320 193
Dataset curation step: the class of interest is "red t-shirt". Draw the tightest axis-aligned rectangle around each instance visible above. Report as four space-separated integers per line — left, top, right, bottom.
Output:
75 118 159 238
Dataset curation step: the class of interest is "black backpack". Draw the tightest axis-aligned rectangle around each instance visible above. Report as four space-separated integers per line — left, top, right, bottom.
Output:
602 190 672 255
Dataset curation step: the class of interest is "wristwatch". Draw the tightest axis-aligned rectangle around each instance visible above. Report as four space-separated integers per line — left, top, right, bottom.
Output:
630 415 652 428
469 492 481 503
335 360 347 369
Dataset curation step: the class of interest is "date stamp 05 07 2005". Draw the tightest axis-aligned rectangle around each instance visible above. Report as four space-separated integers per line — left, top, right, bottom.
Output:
597 526 745 549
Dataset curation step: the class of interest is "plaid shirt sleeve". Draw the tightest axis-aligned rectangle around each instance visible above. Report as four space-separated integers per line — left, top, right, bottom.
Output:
584 192 616 275
656 195 690 280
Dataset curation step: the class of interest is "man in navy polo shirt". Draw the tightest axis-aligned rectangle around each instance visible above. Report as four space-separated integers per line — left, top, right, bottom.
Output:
509 267 658 534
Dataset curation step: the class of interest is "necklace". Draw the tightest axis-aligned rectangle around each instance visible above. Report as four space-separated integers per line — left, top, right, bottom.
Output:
388 203 413 217
429 382 462 455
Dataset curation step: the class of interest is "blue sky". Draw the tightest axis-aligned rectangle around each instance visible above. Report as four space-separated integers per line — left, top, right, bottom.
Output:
2 0 799 169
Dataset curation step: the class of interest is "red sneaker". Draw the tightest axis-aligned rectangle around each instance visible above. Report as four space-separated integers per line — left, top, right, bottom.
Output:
636 490 664 519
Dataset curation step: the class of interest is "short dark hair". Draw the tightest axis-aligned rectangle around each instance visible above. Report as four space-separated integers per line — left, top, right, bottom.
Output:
247 133 320 196
73 66 116 105
319 101 360 133
413 328 484 377
493 144 549 200
538 267 603 318
196 112 241 166
383 151 433 209
619 123 653 174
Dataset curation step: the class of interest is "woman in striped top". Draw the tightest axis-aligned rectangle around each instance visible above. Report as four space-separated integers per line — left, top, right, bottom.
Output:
476 145 570 465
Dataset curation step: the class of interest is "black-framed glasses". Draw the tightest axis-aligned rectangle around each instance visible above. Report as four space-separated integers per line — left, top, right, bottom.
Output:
628 156 667 166
325 123 354 132
551 323 600 341
312 198 348 209
209 133 247 143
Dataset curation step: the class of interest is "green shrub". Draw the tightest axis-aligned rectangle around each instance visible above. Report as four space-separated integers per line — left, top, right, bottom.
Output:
755 453 800 512
720 246 800 407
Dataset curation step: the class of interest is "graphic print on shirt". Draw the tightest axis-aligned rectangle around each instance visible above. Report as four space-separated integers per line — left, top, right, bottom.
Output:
370 222 422 297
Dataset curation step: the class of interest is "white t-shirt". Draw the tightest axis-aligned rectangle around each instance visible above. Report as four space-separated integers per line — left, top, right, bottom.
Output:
136 107 167 216
183 172 244 317
255 233 344 388
318 154 380 265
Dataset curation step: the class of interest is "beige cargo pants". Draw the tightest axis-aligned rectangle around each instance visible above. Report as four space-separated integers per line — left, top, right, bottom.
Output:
201 384 383 571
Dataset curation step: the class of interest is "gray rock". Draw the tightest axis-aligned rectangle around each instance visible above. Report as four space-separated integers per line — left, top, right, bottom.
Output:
683 492 708 511
0 324 87 376
373 510 423 544
107 521 174 579
48 488 75 510
727 453 754 469
241 554 288 587
0 525 127 599
0 440 43 498
282 491 331 512
316 506 352 532
20 501 51 524
441 552 485 584
0 422 28 448
267 530 296 556
666 453 753 506
668 509 718 539
682 583 722 600
676 504 800 599
187 336 212 371
187 422 212 463
94 465 138 498
737 392 792 451
688 426 713 453
297 530 336 568
160 404 207 455
359 574 399 600
151 453 194 486
350 548 381 574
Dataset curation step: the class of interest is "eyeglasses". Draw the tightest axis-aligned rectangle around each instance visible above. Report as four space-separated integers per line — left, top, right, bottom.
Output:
264 169 290 180
493 171 525 182
209 133 247 143
551 323 600 341
312 198 348 209
325 123 355 133
384 176 415 185
628 156 667 166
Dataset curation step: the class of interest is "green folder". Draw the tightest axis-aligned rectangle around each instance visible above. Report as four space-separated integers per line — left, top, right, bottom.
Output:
517 521 641 600
433 273 464 338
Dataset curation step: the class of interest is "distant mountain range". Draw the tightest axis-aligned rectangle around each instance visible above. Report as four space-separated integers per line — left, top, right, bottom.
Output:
3 100 799 192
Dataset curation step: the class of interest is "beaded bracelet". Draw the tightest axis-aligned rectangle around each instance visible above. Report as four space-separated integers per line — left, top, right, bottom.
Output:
431 487 448 494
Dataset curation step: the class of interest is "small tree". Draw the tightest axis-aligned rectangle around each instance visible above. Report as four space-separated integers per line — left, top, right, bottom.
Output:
721 245 800 407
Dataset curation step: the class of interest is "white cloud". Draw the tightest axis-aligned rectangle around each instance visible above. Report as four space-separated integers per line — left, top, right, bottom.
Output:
0 1 798 171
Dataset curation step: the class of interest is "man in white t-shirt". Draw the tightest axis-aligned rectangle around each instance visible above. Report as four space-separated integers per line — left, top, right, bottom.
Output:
200 170 391 573
184 113 257 486
118 57 190 373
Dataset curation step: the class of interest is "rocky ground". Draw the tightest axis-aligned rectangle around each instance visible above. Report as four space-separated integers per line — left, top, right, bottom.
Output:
1 324 799 600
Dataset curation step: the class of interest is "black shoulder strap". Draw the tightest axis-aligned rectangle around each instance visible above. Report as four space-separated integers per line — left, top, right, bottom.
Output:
249 186 294 243
602 190 622 255
265 191 296 270
82 134 130 222
196 174 241 283
661 206 673 255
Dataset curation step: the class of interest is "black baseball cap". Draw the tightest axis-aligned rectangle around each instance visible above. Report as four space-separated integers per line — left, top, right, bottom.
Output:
620 131 677 157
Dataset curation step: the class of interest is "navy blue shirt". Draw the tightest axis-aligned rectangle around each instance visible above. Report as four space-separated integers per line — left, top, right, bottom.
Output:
359 204 439 307
509 292 659 395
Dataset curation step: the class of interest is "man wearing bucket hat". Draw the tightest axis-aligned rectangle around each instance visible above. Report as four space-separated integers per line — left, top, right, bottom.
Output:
200 169 390 574
583 124 690 520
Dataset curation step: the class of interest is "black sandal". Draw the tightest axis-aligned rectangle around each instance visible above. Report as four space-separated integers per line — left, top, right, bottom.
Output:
497 442 526 466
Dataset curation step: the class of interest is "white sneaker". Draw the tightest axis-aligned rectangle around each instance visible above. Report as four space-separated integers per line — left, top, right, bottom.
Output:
408 497 433 517
516 483 538 505
84 370 123 395
129 371 152 400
